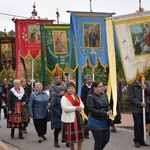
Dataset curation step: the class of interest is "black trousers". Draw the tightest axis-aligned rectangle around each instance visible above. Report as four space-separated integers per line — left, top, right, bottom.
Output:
33 118 47 137
84 106 90 136
54 128 61 143
91 129 110 150
132 112 149 143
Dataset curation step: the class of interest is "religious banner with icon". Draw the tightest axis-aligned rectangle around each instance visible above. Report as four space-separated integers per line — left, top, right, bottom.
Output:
69 11 113 71
114 11 150 83
15 19 54 59
14 19 54 78
43 24 74 73
69 11 113 96
0 37 15 71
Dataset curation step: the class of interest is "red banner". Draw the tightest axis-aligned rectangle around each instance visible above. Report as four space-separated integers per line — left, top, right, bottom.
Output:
15 19 53 58
15 19 54 78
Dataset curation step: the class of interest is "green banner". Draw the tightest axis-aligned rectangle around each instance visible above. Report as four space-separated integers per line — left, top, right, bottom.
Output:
44 25 72 73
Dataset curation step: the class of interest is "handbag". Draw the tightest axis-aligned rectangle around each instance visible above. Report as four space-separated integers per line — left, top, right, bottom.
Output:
46 109 51 122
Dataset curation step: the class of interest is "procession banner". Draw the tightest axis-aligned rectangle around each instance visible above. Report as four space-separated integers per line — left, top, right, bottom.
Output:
43 24 74 73
0 37 15 71
114 11 150 83
15 19 53 58
69 11 113 95
15 19 53 78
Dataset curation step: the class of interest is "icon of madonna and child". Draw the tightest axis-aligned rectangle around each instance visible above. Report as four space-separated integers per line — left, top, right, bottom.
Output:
131 23 150 55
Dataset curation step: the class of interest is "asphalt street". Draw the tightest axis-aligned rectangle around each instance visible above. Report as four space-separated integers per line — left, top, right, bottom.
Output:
0 114 150 150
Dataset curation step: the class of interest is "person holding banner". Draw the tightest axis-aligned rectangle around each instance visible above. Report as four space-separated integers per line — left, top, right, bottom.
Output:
61 81 84 150
87 80 112 150
128 73 150 148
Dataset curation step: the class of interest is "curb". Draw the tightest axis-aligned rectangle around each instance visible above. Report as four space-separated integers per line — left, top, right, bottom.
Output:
0 140 20 150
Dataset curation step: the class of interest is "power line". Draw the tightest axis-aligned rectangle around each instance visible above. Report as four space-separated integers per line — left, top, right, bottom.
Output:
0 12 28 18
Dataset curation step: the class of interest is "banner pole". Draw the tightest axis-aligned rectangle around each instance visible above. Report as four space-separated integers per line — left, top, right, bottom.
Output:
139 0 142 11
89 0 92 12
142 76 146 141
31 58 34 91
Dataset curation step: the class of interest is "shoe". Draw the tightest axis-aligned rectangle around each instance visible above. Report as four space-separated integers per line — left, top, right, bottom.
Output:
54 142 60 148
42 136 47 140
139 141 149 146
134 142 141 148
85 135 90 139
111 126 117 133
18 132 24 139
38 139 42 143
66 143 69 147
11 128 15 139
22 129 28 134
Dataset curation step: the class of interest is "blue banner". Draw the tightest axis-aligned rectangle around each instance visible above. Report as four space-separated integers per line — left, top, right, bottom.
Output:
69 11 113 96
69 12 113 70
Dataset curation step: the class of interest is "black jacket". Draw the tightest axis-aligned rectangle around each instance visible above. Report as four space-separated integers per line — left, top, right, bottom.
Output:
81 83 91 106
7 90 27 112
87 92 111 121
128 80 150 113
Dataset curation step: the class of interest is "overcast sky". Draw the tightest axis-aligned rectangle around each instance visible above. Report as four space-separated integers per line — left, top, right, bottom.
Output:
0 0 149 31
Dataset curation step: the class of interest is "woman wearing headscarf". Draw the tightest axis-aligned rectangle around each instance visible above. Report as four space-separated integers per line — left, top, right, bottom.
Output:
28 83 49 143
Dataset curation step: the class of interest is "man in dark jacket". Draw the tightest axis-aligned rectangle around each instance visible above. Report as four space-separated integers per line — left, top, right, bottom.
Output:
49 74 61 101
81 74 92 139
128 73 150 148
25 75 35 98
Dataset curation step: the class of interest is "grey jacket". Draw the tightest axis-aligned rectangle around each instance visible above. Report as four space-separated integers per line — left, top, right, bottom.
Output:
49 82 61 101
28 90 49 119
128 80 150 113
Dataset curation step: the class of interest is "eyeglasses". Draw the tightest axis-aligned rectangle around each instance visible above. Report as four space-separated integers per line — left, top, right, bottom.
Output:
97 86 103 88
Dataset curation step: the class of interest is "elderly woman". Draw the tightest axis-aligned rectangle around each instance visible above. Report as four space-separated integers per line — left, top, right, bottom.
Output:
61 81 84 150
87 80 112 150
7 79 28 139
28 83 49 143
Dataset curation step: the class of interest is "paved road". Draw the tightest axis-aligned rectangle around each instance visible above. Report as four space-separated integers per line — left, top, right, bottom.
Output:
0 114 150 150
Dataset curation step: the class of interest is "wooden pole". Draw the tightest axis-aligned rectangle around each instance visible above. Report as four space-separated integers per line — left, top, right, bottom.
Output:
142 76 146 141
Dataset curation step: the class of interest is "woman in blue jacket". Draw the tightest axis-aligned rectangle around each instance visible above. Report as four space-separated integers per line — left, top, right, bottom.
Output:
28 83 49 143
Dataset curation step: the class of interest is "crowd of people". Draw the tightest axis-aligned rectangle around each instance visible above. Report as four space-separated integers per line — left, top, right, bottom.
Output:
0 73 150 150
